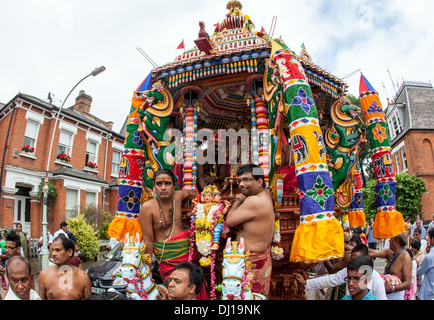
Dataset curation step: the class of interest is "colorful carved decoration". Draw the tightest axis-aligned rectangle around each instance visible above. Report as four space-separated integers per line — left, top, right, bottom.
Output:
138 81 175 190
188 185 227 299
108 80 175 241
347 165 366 227
119 233 167 300
359 74 405 239
325 96 366 209
264 39 344 263
221 237 267 300
182 101 195 189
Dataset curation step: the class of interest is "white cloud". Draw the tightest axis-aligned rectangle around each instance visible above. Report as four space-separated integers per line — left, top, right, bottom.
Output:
0 0 432 132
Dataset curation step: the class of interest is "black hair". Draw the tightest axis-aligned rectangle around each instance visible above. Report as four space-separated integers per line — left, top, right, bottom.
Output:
5 233 21 248
60 221 68 228
352 243 369 256
405 248 413 259
410 238 421 251
53 236 75 258
347 255 373 276
428 228 434 240
350 233 363 246
392 233 407 248
174 261 204 295
236 164 266 188
78 253 86 262
5 255 31 276
153 168 176 185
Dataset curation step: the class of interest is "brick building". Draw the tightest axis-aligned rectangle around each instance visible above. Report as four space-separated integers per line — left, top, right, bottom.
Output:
0 90 125 238
385 81 434 221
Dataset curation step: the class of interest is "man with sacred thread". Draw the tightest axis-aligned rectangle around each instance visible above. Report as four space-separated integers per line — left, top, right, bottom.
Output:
139 169 208 299
225 164 275 297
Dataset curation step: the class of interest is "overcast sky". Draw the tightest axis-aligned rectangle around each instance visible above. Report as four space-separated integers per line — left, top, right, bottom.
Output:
1 0 432 133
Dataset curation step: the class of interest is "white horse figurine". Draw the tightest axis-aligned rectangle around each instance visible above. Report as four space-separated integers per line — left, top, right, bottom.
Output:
120 232 167 300
221 237 267 300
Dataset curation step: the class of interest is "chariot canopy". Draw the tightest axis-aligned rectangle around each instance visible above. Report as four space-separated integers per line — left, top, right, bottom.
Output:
108 1 403 267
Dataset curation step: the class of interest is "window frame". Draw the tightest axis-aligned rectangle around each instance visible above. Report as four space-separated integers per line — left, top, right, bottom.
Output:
65 188 79 218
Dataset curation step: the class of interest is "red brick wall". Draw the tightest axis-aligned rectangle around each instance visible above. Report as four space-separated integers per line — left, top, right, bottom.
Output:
1 96 125 237
395 131 434 221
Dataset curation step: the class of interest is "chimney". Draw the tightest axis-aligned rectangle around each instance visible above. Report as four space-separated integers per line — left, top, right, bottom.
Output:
73 90 92 113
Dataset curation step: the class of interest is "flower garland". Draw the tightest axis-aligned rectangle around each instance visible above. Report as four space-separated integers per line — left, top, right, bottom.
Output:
118 269 149 300
188 201 219 300
271 218 284 260
194 203 219 267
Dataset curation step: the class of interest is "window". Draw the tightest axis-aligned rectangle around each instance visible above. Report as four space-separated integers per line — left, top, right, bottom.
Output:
86 191 97 207
400 147 407 171
387 119 396 140
112 150 121 176
65 189 78 218
23 119 38 149
85 140 97 164
388 112 403 140
394 152 401 173
57 131 73 156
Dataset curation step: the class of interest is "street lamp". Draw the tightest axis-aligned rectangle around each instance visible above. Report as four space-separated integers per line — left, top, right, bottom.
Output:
41 66 106 270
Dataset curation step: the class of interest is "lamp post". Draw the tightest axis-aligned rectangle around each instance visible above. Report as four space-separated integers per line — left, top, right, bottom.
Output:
41 66 106 270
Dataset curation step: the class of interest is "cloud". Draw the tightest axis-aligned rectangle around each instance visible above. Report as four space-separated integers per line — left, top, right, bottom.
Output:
0 0 432 132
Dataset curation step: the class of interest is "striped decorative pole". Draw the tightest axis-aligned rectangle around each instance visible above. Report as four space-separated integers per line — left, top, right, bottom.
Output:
183 104 195 189
265 39 344 263
255 96 270 186
347 165 366 228
359 74 404 239
249 95 260 165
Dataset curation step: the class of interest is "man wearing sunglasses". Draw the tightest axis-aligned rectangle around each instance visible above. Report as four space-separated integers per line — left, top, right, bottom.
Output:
225 164 275 297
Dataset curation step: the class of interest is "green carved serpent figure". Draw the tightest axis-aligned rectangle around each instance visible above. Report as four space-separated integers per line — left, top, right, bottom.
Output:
263 56 285 180
325 97 366 208
136 80 177 191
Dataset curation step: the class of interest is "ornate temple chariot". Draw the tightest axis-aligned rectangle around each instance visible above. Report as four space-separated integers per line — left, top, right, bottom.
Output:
108 1 405 300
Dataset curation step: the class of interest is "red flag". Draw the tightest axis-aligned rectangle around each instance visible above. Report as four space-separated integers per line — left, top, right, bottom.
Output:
176 39 184 50
213 22 220 29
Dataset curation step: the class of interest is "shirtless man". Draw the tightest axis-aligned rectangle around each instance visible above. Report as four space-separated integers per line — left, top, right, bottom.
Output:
225 164 275 296
38 236 91 300
369 232 412 300
139 169 197 278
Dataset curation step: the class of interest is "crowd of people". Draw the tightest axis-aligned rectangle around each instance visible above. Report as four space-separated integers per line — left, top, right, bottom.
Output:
0 164 433 301
299 213 434 300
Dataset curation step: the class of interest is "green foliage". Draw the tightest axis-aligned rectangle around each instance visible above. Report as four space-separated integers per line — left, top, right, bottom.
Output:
395 172 427 220
362 179 377 219
67 214 100 260
362 173 427 221
80 205 114 240
36 182 57 205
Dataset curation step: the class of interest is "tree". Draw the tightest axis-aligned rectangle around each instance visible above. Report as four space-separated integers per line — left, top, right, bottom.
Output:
394 173 427 220
362 173 427 222
80 205 114 239
67 214 100 260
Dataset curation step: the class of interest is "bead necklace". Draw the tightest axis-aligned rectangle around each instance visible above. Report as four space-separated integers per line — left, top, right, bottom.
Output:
157 198 175 238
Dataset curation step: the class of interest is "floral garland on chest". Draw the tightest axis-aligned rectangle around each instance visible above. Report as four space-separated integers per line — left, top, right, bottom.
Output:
188 185 223 299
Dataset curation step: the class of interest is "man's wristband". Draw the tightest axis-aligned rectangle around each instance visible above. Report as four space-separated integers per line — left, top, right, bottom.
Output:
234 197 242 203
